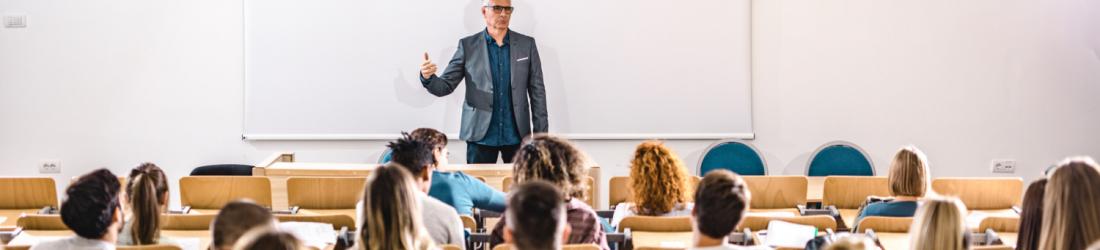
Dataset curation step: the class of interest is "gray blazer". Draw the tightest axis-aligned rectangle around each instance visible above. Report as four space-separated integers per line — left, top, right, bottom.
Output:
423 30 548 142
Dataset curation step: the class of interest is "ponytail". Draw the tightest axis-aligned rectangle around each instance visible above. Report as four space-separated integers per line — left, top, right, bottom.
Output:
127 163 168 245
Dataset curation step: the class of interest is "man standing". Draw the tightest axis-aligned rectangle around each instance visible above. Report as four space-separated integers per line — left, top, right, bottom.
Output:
419 0 548 164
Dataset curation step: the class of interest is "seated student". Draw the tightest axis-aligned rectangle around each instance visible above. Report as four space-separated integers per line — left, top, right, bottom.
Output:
378 133 465 246
33 169 123 250
908 197 969 250
854 146 929 225
232 227 306 250
411 128 508 215
611 140 693 227
211 200 277 250
1038 157 1100 250
1015 178 1047 250
118 163 175 246
490 134 609 250
504 181 569 250
689 169 768 250
357 164 436 250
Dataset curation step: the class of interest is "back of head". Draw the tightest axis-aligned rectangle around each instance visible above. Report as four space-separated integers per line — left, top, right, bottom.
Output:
409 128 448 150
1017 178 1047 250
888 146 929 197
62 168 122 240
388 132 436 178
506 181 566 250
359 163 433 250
212 200 275 250
126 163 170 245
909 197 968 250
825 235 877 250
512 134 587 200
630 140 690 215
1039 157 1100 250
232 227 304 250
693 169 749 239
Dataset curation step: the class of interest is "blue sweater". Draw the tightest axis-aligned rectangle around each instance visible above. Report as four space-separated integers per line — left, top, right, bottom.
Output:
855 200 919 225
429 171 507 215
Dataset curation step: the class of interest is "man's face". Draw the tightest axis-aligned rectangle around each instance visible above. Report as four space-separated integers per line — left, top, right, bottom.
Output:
482 0 513 30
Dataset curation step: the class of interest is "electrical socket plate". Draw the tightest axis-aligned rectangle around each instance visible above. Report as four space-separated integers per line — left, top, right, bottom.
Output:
991 159 1016 174
4 15 27 28
40 160 60 174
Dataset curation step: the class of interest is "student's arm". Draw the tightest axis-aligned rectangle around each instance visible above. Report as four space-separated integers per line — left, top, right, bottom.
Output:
421 41 466 97
461 172 507 213
449 211 466 247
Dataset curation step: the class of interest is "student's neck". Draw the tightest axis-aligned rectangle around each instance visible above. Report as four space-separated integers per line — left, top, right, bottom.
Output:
894 196 920 201
694 234 727 248
99 231 118 245
487 27 508 45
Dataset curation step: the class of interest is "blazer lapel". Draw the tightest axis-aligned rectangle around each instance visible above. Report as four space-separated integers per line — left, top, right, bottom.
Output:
477 30 494 93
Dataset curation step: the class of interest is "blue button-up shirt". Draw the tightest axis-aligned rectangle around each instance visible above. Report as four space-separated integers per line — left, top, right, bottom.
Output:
477 30 521 146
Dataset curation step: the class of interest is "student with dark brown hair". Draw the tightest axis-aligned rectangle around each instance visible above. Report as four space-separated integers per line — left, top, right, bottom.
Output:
410 127 508 215
211 200 277 250
1016 178 1047 250
689 169 767 250
119 163 174 246
232 227 306 250
32 169 123 250
490 134 608 250
503 181 567 250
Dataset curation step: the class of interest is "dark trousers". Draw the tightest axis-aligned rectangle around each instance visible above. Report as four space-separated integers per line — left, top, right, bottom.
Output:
466 142 520 164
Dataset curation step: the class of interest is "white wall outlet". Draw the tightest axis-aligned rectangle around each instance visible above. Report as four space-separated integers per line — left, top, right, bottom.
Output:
4 15 27 28
39 160 61 174
991 159 1016 174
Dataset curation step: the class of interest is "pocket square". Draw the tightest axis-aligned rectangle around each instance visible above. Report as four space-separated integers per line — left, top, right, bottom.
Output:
517 57 529 62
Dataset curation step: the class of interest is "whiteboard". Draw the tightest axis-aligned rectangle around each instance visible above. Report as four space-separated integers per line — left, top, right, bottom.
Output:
244 0 753 140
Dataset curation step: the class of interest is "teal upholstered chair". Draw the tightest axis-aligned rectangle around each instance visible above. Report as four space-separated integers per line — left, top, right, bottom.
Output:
698 139 767 176
806 141 874 176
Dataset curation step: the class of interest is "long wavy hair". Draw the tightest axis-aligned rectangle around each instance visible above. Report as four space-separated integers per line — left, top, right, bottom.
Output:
629 140 690 215
358 164 435 250
512 134 588 201
1038 157 1100 250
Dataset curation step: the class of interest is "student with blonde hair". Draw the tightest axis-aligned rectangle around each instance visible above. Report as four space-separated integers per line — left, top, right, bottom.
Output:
611 140 693 227
490 134 608 250
119 163 175 246
358 164 436 250
855 145 930 224
1038 157 1100 250
909 197 969 250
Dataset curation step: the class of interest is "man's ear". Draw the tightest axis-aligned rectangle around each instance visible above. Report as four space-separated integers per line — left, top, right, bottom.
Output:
561 224 572 243
503 227 514 244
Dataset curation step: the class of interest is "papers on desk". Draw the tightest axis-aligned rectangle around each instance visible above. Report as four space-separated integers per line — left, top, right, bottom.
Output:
762 220 818 248
747 211 797 217
175 237 203 250
278 221 337 249
966 211 988 229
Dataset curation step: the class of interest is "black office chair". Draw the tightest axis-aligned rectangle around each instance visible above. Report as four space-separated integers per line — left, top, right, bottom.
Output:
189 164 254 176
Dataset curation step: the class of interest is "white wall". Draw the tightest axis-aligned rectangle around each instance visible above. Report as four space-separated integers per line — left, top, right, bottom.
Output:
1 0 1098 209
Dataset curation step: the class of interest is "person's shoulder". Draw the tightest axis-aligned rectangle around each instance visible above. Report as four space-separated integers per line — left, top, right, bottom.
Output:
421 193 460 216
509 30 534 41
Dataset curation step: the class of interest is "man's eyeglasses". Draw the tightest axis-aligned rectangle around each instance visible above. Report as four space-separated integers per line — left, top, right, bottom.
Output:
485 5 515 14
